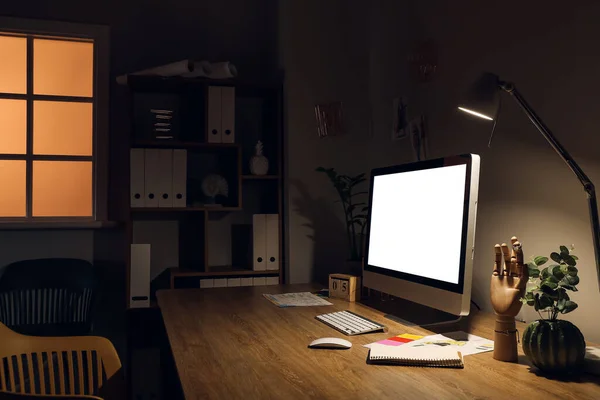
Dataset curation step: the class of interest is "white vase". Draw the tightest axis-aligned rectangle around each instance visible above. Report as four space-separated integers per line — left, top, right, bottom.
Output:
250 140 269 175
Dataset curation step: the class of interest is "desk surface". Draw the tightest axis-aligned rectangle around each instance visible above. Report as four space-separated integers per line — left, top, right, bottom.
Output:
157 284 600 399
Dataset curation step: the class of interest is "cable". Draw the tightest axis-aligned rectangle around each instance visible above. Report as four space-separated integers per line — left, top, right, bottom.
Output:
487 95 502 148
470 300 481 311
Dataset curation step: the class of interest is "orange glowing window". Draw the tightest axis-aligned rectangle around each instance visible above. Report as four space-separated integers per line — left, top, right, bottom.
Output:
33 161 93 217
34 39 94 97
0 23 100 221
34 101 93 156
0 35 26 94
0 99 26 154
0 160 26 217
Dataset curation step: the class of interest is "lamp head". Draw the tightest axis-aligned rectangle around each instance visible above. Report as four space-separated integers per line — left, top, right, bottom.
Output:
458 73 501 121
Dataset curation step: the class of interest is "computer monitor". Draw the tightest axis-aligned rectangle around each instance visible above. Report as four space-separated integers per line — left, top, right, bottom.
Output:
363 154 480 323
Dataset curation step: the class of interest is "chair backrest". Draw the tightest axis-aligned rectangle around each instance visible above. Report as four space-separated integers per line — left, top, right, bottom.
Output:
0 260 95 337
0 323 121 398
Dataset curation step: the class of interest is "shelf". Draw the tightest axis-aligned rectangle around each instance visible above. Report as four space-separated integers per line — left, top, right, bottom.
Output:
132 141 240 150
242 175 279 180
170 266 280 278
131 206 241 213
0 220 120 230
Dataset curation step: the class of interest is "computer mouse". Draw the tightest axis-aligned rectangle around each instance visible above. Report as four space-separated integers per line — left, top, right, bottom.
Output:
309 337 352 349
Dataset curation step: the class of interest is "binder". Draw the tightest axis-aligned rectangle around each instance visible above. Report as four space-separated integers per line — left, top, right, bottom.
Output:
227 278 241 287
266 277 279 286
200 279 214 288
253 277 266 286
253 214 267 271
130 244 151 308
207 86 222 143
266 214 279 270
172 149 187 207
214 278 228 288
221 86 235 143
130 149 145 207
241 277 253 287
144 149 160 207
157 149 173 208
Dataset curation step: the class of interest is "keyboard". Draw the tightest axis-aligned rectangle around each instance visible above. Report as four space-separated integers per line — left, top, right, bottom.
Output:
316 310 386 336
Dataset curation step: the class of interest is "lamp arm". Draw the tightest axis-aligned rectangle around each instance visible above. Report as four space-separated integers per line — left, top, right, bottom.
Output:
500 81 600 291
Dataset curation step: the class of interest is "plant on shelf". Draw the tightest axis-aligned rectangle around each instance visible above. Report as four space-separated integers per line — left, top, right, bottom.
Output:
316 167 368 264
520 245 586 374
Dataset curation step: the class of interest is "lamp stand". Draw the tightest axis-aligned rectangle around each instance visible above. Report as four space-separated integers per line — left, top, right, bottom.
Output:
500 81 600 291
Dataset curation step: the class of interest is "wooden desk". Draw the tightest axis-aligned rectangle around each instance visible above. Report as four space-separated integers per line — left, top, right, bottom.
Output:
157 284 600 399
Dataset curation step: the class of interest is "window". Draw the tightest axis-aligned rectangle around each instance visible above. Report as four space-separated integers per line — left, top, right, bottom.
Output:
0 18 108 223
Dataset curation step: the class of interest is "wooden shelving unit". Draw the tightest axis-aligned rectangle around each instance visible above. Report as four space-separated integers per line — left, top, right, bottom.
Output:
124 75 284 306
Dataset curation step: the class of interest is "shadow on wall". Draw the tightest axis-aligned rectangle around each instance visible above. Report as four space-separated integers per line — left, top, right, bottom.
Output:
289 178 349 285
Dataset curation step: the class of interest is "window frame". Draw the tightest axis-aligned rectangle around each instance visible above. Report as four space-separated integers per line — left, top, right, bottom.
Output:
0 17 109 225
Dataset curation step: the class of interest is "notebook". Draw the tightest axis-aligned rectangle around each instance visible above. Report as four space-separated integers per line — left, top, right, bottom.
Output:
368 344 464 368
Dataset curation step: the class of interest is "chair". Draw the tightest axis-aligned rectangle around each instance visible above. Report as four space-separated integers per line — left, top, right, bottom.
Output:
0 259 95 337
0 322 122 399
0 392 102 399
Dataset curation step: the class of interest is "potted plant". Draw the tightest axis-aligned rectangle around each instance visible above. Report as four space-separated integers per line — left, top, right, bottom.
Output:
521 245 586 373
316 167 368 275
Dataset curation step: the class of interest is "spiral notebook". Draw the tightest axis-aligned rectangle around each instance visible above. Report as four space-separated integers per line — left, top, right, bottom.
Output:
368 344 464 368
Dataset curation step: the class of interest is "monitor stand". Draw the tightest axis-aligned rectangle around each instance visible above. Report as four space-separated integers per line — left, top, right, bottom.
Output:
361 294 465 328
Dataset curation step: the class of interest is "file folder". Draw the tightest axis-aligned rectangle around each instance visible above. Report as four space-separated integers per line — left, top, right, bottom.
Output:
227 278 241 287
130 244 151 308
221 86 235 143
253 214 267 271
241 277 253 287
144 149 160 207
266 277 279 286
200 279 214 288
172 149 187 207
266 214 279 270
158 149 173 208
253 277 266 286
207 86 222 143
130 149 145 207
214 278 228 288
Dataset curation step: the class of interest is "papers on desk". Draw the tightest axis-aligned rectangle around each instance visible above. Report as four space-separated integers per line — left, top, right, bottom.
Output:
585 346 600 375
365 331 494 356
263 292 333 307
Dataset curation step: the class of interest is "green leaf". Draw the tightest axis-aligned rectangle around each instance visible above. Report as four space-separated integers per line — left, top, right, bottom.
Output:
534 256 548 266
550 252 562 263
522 292 535 306
562 274 580 286
534 294 541 311
551 265 565 280
538 293 554 310
559 283 578 292
560 245 570 255
560 265 578 276
560 300 578 314
528 267 540 278
540 267 552 280
571 255 579 260
562 254 577 266
557 288 569 311
540 283 558 299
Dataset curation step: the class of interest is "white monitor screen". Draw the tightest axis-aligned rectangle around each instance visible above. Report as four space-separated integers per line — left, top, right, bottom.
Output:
367 164 467 284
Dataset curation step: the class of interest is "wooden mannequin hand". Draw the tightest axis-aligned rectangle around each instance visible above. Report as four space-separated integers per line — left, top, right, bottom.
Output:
490 236 528 362
490 236 528 316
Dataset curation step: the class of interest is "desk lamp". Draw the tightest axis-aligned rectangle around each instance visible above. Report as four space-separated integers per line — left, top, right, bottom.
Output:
458 73 600 291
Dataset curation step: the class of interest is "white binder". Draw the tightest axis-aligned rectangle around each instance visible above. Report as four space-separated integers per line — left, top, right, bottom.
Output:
227 277 241 287
207 86 222 143
266 277 279 286
157 149 173 208
130 244 151 308
172 149 187 207
214 278 228 288
144 149 160 207
200 279 214 288
266 214 279 270
130 149 145 207
253 277 266 286
221 86 235 143
241 277 253 287
253 214 267 271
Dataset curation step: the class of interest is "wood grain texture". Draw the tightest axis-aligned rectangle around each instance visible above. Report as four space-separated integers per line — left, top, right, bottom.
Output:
157 284 600 400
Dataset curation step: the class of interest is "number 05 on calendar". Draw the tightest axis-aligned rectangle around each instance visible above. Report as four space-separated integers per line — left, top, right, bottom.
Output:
328 274 361 302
